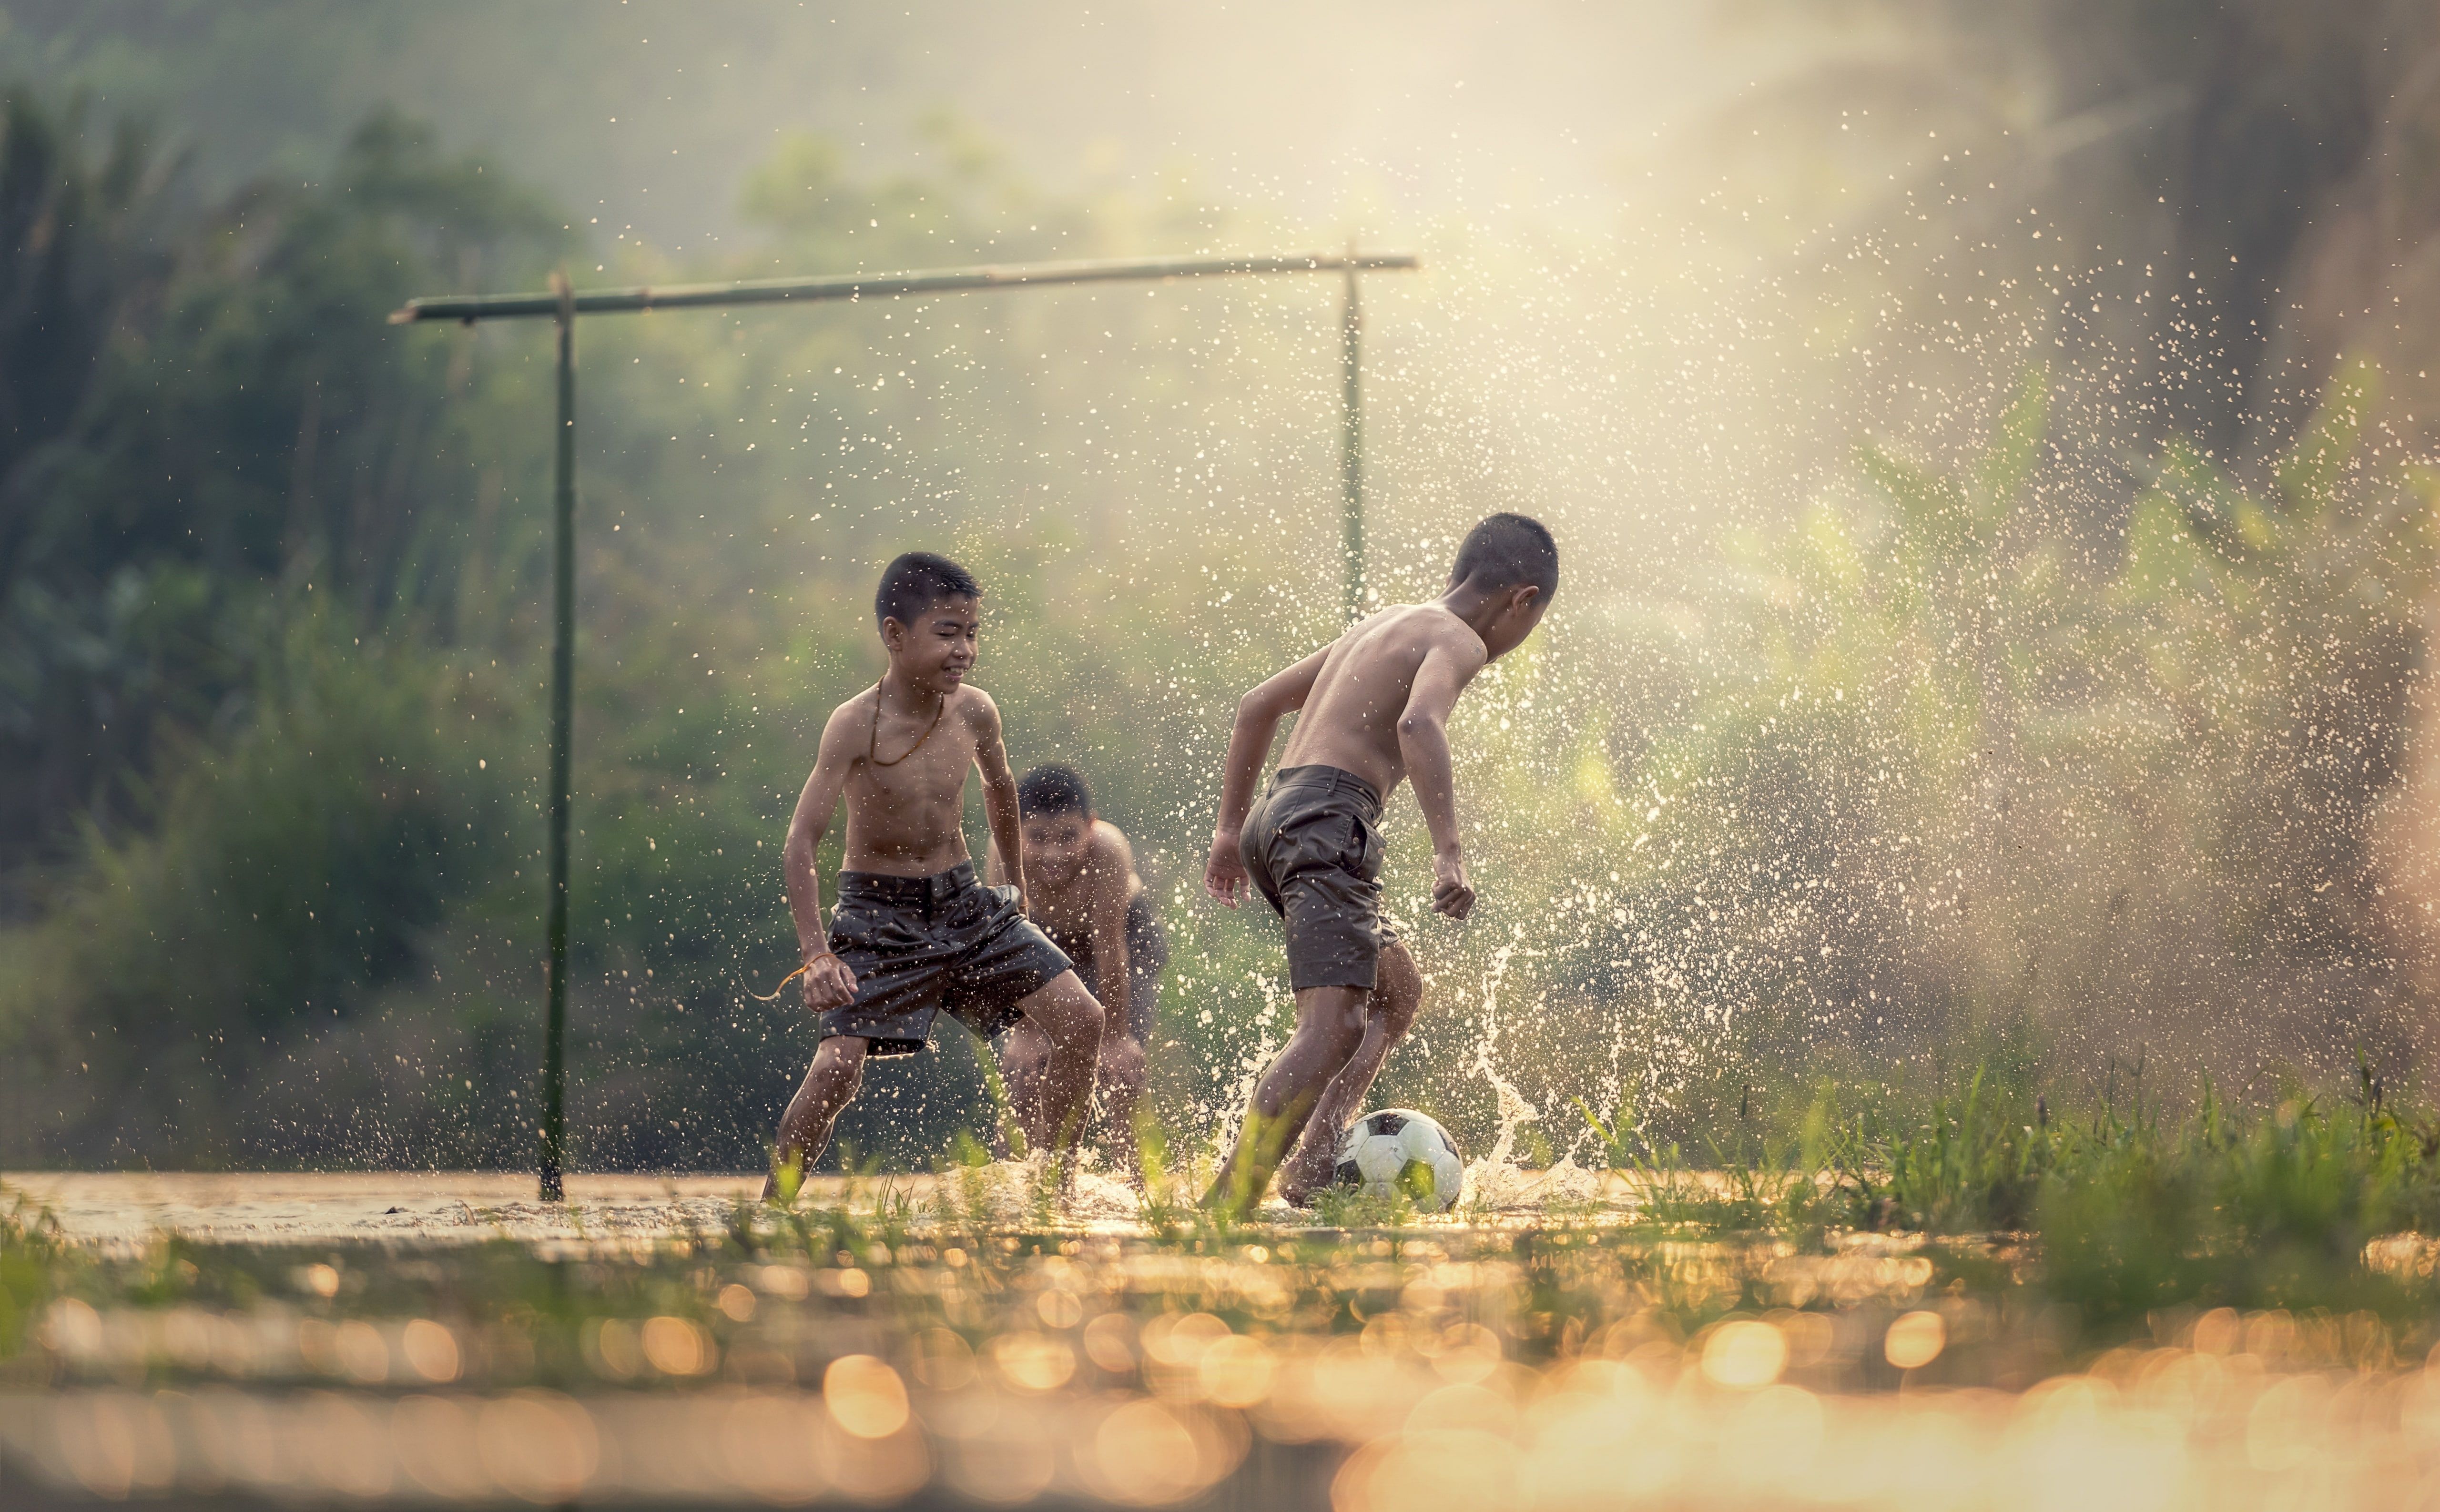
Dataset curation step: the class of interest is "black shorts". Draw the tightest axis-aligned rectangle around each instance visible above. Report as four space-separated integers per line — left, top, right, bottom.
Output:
1047 894 1169 1044
1240 765 1400 992
819 863 1074 1057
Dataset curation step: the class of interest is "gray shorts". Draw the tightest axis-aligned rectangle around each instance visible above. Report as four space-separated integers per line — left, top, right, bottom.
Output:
820 863 1074 1057
1240 765 1399 992
1047 894 1169 1043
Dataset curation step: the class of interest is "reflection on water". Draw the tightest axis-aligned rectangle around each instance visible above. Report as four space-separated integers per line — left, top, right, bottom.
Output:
5 1175 2440 1507
13 1318 2440 1507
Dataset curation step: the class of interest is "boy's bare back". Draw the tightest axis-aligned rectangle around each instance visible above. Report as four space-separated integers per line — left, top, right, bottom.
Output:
1274 604 1487 802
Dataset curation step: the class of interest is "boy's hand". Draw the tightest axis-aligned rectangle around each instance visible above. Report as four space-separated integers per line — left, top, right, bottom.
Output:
798 951 857 1011
1205 829 1248 906
1431 853 1475 920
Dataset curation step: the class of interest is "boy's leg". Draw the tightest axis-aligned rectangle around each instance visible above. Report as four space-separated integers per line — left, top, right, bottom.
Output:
764 1035 870 1198
995 1019 1051 1156
1009 971 1105 1157
1277 941 1423 1206
1096 1032 1148 1181
1104 918 1164 1181
1010 1017 1145 1174
1200 985 1370 1218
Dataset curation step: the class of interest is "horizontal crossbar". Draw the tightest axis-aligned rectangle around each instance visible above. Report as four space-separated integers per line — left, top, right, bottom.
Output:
390 251 1421 325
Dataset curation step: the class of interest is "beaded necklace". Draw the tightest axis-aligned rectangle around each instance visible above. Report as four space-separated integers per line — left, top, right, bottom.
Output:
867 679 947 767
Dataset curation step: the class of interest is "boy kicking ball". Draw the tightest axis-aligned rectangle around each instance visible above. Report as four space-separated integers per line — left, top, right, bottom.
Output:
1201 514 1558 1217
764 552 1104 1197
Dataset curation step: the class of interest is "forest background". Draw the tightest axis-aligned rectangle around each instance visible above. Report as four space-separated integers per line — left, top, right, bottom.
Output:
8 0 2440 1173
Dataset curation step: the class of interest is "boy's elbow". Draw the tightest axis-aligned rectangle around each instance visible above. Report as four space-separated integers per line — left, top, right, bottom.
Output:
1397 713 1443 742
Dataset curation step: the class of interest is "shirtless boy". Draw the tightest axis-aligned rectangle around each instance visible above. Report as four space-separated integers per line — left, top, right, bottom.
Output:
1202 514 1558 1216
987 765 1169 1173
765 552 1104 1195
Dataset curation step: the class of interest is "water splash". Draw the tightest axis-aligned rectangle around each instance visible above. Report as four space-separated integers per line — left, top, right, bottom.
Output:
921 1154 1140 1227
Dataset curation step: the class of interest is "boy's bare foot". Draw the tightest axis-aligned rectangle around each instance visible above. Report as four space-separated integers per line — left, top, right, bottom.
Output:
1276 1143 1339 1208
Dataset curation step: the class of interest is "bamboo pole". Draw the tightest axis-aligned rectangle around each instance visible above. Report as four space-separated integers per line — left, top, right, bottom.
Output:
390 251 1419 325
539 271 576 1202
1341 246 1366 622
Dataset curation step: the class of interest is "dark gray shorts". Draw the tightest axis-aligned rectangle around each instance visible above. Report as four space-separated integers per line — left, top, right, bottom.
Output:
1240 765 1400 992
1047 894 1169 1043
819 863 1074 1057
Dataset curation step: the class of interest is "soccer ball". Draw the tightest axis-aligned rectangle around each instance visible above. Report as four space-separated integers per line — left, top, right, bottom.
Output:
1332 1108 1465 1213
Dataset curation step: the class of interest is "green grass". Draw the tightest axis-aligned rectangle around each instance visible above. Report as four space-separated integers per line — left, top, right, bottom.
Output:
1594 1062 2440 1334
10 1066 2440 1398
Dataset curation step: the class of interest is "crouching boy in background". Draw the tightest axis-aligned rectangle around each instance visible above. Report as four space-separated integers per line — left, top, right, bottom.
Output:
988 764 1169 1177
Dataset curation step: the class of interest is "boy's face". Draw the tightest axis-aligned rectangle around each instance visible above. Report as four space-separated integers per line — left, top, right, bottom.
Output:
1480 585 1548 661
1021 810 1093 885
880 594 980 690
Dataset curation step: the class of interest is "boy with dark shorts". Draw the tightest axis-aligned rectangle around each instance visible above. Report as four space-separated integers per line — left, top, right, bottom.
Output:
1202 514 1559 1216
986 765 1169 1175
764 553 1105 1195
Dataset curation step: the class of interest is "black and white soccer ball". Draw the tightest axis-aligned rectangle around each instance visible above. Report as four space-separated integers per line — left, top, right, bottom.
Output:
1332 1108 1465 1213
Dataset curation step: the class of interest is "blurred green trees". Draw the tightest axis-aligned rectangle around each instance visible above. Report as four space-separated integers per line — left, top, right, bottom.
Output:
0 103 564 869
0 98 567 1160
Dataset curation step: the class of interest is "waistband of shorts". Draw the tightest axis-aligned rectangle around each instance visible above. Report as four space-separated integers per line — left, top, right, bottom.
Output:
1268 764 1383 811
836 862 978 905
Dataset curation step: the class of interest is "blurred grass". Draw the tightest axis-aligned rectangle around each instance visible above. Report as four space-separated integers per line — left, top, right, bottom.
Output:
10 1065 2440 1392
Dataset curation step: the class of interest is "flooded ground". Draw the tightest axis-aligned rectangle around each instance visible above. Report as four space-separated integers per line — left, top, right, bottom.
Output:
1 1167 1625 1248
6 1172 2440 1509
6 1171 771 1249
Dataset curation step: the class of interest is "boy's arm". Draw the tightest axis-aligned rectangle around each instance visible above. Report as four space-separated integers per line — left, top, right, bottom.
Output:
783 705 862 1009
1397 630 1489 920
1205 645 1332 905
982 835 1010 887
1088 827 1134 1041
970 692 1030 914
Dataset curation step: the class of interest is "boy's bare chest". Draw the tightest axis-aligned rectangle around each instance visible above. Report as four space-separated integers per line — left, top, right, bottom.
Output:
847 736 973 811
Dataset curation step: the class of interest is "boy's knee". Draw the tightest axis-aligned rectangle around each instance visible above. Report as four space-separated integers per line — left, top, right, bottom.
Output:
813 1035 868 1087
1369 953 1421 1028
1030 974 1103 1046
1297 1014 1365 1067
1376 987 1419 1039
1002 1040 1048 1079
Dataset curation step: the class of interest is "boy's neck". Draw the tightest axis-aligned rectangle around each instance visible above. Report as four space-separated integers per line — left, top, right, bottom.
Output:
880 665 949 702
1435 584 1506 644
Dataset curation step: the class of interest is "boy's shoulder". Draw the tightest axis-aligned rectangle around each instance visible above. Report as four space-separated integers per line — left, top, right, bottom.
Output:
819 681 881 734
949 681 1000 724
1409 603 1488 660
1354 602 1484 665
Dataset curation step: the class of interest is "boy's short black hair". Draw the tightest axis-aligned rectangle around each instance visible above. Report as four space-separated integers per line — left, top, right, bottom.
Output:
1450 513 1559 599
874 551 981 627
1017 764 1091 818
